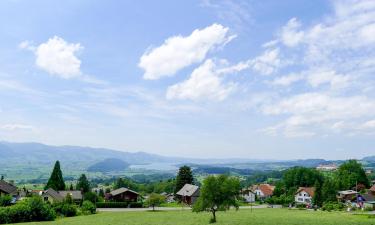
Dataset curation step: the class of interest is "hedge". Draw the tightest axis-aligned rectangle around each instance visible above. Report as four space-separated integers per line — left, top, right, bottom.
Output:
96 202 143 208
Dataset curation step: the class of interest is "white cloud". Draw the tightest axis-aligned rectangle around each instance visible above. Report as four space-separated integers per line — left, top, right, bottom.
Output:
252 48 281 75
33 36 82 79
272 73 303 86
166 59 236 101
139 24 235 80
280 18 304 47
0 124 34 131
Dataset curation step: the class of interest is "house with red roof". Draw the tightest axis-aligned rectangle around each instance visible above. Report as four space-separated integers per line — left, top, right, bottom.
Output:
295 187 315 204
251 184 275 200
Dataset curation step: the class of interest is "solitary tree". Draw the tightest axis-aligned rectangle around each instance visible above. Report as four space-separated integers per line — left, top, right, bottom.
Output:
45 161 65 190
76 174 90 193
146 193 166 211
193 175 240 223
335 160 370 189
175 166 194 194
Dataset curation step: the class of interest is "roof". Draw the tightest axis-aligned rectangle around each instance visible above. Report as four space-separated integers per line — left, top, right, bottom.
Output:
43 188 64 201
252 184 275 196
362 192 375 202
338 190 358 195
176 184 199 197
110 187 139 196
0 180 17 194
370 185 375 192
296 187 315 197
59 191 82 200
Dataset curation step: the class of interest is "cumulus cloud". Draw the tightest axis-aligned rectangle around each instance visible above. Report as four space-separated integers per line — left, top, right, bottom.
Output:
34 36 82 79
280 18 304 47
251 48 281 75
139 24 236 80
166 59 236 101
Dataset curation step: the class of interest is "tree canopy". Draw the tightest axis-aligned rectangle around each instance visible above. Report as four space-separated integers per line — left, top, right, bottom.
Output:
335 160 370 189
193 175 240 223
45 161 65 191
76 174 90 193
146 193 166 211
175 166 194 193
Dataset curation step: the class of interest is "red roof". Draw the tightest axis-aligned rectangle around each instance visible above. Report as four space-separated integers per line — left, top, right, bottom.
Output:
296 187 315 197
252 184 275 196
370 185 375 192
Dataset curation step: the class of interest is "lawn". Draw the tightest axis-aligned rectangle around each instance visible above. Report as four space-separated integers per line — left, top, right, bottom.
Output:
20 208 375 225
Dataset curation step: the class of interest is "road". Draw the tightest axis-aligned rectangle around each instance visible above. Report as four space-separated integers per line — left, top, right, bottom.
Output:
97 205 270 212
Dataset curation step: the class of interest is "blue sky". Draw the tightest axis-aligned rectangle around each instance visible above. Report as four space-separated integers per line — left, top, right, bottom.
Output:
1 0 375 159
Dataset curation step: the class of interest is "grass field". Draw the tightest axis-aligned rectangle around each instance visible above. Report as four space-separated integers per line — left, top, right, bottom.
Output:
20 208 375 225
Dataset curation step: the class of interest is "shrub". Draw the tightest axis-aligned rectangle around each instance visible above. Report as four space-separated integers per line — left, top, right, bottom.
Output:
53 202 77 217
321 202 345 211
0 196 55 224
83 192 98 204
81 200 96 214
364 206 373 211
96 202 129 208
0 195 12 207
129 202 143 208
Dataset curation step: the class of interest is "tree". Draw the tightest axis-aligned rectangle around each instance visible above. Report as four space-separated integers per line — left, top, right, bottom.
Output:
76 174 90 193
45 161 65 190
146 193 166 211
312 180 323 207
193 175 240 223
322 178 337 203
335 160 370 190
175 166 194 194
98 189 105 198
69 183 74 191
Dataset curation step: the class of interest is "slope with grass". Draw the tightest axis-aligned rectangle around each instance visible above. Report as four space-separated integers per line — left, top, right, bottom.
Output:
21 208 374 225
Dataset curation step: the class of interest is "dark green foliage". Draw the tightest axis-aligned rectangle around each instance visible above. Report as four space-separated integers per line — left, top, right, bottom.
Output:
76 174 90 193
0 195 12 207
321 178 337 203
335 160 370 189
69 183 74 191
114 178 138 190
145 193 166 211
321 202 345 211
53 202 77 217
81 200 96 214
283 167 324 190
98 189 105 198
175 166 194 194
87 158 129 172
193 175 240 223
64 193 74 204
265 194 294 206
0 196 56 224
45 161 65 191
312 180 323 207
83 192 98 204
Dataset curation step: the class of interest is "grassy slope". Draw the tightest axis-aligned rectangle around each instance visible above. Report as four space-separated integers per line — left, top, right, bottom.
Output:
20 209 375 225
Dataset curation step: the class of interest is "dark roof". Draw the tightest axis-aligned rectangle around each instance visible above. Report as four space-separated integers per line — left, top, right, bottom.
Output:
43 188 63 201
0 180 17 194
110 187 139 196
176 184 199 197
59 191 82 200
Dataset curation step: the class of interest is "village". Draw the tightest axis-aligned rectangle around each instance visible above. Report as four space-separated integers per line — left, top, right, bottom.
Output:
1 159 375 224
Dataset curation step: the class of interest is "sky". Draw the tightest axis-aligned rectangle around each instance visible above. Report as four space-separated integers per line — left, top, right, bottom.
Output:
1 0 375 160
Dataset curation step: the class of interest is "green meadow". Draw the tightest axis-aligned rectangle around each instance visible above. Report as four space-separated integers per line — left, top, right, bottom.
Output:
21 208 375 225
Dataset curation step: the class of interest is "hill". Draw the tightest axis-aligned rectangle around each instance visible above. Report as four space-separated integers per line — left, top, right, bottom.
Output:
87 158 130 172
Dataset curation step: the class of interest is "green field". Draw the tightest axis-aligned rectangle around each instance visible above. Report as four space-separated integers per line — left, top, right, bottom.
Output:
20 208 375 225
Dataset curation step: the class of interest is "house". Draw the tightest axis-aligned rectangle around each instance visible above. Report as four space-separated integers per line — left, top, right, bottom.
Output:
337 190 358 202
41 188 64 203
105 187 140 202
176 184 200 205
369 184 375 194
241 188 255 203
40 189 83 203
160 192 175 203
59 191 83 203
316 164 337 171
295 187 315 204
251 184 275 200
0 180 17 196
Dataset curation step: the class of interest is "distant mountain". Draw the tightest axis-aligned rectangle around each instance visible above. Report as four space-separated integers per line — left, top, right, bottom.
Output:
88 158 129 172
362 156 375 162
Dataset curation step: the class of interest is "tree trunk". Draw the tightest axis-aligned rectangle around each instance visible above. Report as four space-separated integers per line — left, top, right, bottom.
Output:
152 205 155 211
211 209 216 223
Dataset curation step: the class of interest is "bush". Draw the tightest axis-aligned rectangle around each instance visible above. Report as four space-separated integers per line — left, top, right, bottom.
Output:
83 192 98 204
321 202 345 211
364 206 374 211
129 202 143 208
81 201 96 214
0 195 12 207
53 202 77 217
0 196 56 224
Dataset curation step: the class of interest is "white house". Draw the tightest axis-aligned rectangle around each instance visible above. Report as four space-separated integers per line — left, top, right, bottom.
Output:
295 187 315 204
241 188 255 203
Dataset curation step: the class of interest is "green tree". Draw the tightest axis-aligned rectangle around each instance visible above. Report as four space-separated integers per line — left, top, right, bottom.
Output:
312 180 323 207
76 174 90 193
69 183 74 191
322 178 337 203
146 193 166 211
175 166 194 194
98 189 105 198
335 160 370 189
45 161 65 190
193 175 240 223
